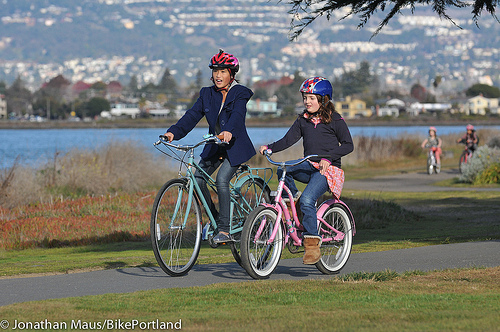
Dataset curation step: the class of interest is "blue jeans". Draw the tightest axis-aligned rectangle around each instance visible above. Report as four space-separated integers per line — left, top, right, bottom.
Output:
195 154 238 233
277 160 329 237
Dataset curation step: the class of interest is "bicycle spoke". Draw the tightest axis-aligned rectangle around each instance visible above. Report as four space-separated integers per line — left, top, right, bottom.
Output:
316 204 353 274
151 179 201 277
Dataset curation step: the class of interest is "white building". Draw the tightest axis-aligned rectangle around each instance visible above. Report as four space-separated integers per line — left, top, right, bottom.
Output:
377 106 399 117
246 98 281 117
103 103 141 119
409 102 452 115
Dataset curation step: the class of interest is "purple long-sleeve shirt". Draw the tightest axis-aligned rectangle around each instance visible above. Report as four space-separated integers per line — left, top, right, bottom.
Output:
267 112 353 168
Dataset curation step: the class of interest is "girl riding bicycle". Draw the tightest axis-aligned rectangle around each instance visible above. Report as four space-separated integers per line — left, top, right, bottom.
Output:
456 124 478 153
421 126 442 166
164 49 255 244
259 76 353 265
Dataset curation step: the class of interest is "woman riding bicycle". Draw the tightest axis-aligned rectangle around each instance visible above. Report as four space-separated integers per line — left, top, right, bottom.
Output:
421 126 442 166
259 77 353 265
164 49 255 244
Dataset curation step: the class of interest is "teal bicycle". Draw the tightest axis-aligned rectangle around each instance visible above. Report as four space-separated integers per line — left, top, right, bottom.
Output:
151 134 272 276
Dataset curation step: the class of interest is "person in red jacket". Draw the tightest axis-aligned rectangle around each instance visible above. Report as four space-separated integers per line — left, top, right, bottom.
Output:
165 49 255 244
259 77 354 265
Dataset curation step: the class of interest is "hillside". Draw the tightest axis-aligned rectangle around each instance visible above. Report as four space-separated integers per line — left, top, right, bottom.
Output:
0 0 499 93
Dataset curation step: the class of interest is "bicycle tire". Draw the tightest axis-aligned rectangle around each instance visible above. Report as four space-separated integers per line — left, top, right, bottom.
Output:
427 156 434 175
315 203 353 275
230 178 271 266
459 151 467 174
240 205 283 279
151 179 202 277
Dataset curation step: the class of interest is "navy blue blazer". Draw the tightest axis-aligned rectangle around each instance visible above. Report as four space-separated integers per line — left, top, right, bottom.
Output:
167 84 256 166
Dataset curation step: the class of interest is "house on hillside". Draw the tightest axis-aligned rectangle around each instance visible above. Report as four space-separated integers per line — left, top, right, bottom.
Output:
101 103 140 119
71 81 92 99
465 94 500 115
246 97 281 117
106 81 123 101
376 105 399 117
0 94 7 119
335 96 373 119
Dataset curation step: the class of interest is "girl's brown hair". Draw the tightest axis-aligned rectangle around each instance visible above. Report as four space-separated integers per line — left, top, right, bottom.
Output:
303 94 337 124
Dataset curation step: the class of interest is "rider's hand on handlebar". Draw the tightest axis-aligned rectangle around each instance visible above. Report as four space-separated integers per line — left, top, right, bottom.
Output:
259 145 268 155
219 131 232 143
164 132 174 142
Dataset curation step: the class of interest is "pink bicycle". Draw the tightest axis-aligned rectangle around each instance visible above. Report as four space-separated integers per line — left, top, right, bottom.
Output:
240 151 356 279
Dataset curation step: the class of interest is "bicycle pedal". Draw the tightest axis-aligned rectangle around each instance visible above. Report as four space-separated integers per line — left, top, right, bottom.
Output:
202 223 211 241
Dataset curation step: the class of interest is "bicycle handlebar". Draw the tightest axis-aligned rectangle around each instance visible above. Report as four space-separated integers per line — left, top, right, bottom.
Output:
263 149 329 167
154 134 228 151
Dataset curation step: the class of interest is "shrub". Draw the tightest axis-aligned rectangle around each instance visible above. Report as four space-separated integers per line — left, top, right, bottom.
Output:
459 145 500 183
488 137 500 149
474 162 500 184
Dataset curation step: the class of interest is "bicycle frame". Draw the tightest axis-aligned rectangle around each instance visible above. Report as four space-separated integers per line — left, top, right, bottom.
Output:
257 153 356 249
428 149 436 163
155 135 271 236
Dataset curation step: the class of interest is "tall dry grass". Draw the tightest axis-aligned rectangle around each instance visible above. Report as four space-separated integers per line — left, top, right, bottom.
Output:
250 129 500 168
0 141 175 209
1 129 499 209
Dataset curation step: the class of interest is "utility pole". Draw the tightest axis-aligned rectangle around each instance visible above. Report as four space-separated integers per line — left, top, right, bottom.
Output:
46 98 50 121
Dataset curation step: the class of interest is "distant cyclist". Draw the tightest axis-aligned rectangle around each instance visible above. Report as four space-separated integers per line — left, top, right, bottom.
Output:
456 124 478 153
421 126 442 166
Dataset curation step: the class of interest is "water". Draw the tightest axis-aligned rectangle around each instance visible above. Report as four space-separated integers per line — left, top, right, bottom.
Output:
1 125 499 169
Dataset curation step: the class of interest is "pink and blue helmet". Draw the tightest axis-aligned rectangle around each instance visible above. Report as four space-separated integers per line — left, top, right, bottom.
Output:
299 77 333 100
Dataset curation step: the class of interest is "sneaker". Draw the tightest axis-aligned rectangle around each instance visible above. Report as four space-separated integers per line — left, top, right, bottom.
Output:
283 191 302 203
213 232 233 244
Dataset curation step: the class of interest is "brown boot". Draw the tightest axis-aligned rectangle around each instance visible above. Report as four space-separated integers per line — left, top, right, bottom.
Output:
303 235 321 265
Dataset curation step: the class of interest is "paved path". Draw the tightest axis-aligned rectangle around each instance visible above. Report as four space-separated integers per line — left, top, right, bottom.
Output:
2 241 499 306
344 168 499 192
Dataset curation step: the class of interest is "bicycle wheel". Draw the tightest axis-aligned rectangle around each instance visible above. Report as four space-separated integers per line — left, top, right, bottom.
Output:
316 203 353 275
151 179 202 277
240 205 283 279
230 178 270 266
459 151 467 173
427 156 434 175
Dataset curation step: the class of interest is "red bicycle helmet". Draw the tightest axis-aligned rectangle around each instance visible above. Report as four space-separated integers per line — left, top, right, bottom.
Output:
466 124 474 130
209 49 239 74
429 126 437 133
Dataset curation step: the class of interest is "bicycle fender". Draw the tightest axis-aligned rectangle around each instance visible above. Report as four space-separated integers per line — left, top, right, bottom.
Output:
233 174 259 188
234 174 271 194
317 199 356 236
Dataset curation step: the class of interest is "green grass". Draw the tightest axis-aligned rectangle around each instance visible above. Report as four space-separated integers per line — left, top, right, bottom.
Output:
1 185 499 330
1 267 499 331
1 190 498 277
